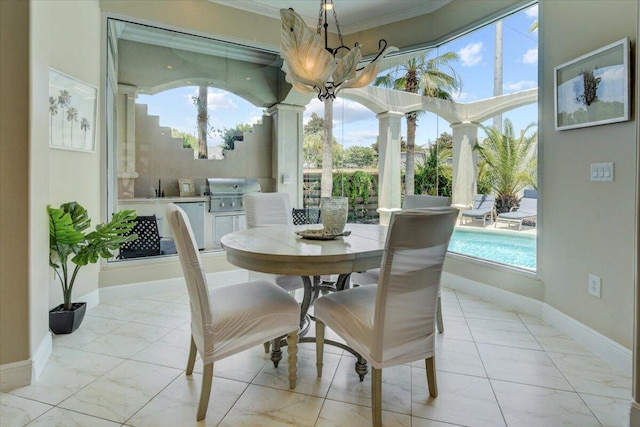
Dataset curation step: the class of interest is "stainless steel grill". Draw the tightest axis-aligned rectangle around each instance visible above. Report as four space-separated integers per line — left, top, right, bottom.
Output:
206 178 261 212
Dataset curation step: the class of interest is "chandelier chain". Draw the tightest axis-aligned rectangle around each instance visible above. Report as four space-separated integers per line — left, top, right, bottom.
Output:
331 2 345 47
315 0 345 48
316 2 323 35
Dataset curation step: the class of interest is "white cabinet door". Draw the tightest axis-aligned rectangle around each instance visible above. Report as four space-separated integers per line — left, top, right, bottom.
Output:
175 202 206 250
237 214 247 231
213 213 246 248
213 215 235 248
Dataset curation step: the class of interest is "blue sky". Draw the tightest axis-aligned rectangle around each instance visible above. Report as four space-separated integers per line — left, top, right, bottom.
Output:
139 4 538 151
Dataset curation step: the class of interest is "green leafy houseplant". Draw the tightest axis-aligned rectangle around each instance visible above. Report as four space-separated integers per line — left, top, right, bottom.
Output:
48 202 138 311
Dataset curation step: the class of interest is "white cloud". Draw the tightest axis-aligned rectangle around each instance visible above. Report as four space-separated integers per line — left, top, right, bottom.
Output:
595 65 626 102
340 129 379 147
458 42 483 67
207 91 237 110
598 65 625 83
522 48 538 64
244 107 266 126
525 4 538 19
452 90 472 101
504 80 537 91
303 98 373 125
186 88 237 110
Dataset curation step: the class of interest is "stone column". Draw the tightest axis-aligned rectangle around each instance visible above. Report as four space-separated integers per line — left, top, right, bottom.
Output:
268 104 305 207
116 84 139 198
376 112 404 225
117 84 139 179
450 122 480 208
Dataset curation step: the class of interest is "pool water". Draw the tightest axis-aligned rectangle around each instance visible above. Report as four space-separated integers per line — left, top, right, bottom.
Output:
448 228 536 270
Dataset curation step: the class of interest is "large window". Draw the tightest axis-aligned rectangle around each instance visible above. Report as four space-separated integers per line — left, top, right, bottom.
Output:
106 19 282 259
106 3 538 271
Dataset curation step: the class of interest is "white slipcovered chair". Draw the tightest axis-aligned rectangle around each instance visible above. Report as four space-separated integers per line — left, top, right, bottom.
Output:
314 207 458 427
243 192 305 292
350 195 452 332
166 203 300 421
243 192 310 352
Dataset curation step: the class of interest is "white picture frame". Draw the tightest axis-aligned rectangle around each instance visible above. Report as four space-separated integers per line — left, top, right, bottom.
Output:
179 178 196 197
554 38 630 131
48 68 97 152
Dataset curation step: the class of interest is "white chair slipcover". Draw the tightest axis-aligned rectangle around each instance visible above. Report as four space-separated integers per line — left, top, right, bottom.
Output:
351 195 453 332
244 192 293 227
243 192 303 292
314 207 458 427
166 203 300 421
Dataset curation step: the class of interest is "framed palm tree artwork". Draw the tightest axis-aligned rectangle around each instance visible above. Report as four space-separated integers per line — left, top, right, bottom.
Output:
554 38 630 131
48 68 97 152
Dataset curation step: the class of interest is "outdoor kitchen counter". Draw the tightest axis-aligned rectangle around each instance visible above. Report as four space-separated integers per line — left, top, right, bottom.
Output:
118 196 208 204
118 197 214 250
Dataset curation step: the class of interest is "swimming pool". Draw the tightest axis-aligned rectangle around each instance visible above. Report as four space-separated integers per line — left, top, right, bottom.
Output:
448 228 536 270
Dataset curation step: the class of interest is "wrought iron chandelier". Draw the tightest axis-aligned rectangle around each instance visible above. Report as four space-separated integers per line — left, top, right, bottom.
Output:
280 0 398 101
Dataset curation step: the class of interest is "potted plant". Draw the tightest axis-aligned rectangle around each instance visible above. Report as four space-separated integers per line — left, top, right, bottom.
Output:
48 201 138 334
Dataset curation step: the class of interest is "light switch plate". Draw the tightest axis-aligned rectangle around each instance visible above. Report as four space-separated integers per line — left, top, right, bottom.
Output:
590 162 614 182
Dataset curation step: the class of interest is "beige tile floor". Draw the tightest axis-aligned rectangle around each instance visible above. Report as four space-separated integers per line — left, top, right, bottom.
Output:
1 283 631 426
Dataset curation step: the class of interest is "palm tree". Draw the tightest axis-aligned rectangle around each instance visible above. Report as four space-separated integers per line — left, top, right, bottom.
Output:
49 97 58 145
80 117 90 146
57 90 71 141
195 86 209 159
66 107 79 144
473 119 537 213
374 51 461 195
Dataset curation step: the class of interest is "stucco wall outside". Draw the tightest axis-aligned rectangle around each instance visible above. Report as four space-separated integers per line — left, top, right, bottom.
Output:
126 105 274 198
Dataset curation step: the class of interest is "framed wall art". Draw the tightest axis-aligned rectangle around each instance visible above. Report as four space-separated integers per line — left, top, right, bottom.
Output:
554 37 630 131
179 178 196 197
48 68 97 151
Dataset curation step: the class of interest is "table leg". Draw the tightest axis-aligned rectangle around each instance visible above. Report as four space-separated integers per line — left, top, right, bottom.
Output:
271 272 369 380
270 275 316 367
335 273 352 291
300 275 315 329
271 336 282 368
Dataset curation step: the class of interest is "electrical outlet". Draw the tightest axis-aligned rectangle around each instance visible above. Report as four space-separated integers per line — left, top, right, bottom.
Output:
588 274 601 298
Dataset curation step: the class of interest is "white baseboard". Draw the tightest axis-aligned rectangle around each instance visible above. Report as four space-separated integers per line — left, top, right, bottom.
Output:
0 360 32 392
31 331 52 381
0 332 52 392
542 304 632 374
443 272 632 375
630 401 640 427
80 289 100 311
442 272 544 317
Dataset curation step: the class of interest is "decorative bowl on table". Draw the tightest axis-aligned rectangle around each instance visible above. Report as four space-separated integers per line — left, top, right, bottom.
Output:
295 229 351 240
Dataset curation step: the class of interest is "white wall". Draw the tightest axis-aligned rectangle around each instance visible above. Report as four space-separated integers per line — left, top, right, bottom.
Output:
0 0 102 378
41 0 103 309
540 0 638 348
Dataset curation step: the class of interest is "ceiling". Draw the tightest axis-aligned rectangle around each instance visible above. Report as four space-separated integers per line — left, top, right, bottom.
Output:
208 0 453 35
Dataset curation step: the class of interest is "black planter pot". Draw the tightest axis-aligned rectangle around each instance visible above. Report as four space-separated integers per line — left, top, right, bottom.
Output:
49 302 87 334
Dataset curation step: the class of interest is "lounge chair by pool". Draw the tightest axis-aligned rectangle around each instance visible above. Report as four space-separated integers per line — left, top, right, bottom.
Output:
460 194 496 227
495 196 537 230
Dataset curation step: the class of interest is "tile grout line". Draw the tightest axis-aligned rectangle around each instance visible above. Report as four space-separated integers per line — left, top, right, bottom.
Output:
455 288 510 427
